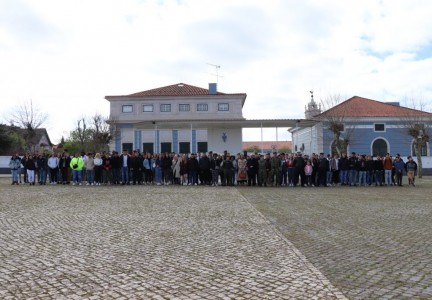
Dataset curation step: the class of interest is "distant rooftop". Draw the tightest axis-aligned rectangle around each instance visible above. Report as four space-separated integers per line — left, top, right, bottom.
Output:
106 83 246 98
317 96 432 118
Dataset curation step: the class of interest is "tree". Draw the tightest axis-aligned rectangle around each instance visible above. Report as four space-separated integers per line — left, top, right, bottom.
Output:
91 114 112 152
8 99 48 152
399 98 431 178
317 94 356 156
67 114 112 153
0 124 26 155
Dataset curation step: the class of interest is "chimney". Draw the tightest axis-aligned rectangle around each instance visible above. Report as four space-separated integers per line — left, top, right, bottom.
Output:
209 83 217 95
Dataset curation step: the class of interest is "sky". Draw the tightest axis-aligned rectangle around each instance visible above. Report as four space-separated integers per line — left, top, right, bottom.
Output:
1 0 432 144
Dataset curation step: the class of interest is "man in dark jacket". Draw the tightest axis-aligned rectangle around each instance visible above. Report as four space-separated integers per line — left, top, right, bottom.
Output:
188 153 199 185
247 154 258 186
348 152 358 186
293 153 305 187
130 151 143 185
221 155 233 186
119 150 130 185
317 153 329 187
198 153 211 185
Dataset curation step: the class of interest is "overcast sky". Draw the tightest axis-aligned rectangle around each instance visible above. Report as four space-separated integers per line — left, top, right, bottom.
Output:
1 0 432 144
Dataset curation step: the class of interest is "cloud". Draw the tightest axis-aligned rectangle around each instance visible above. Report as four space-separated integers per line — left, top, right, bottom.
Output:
1 0 432 143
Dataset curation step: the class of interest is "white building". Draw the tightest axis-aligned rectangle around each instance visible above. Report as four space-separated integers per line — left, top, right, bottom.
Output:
106 83 315 154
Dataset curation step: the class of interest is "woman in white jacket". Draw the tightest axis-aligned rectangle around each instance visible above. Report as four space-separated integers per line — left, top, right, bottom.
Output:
94 153 103 186
172 154 181 185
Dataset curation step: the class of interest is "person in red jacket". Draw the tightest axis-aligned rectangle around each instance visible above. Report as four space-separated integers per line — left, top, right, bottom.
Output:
382 153 393 186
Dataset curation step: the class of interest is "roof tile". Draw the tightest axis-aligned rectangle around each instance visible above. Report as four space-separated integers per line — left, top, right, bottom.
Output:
317 96 432 118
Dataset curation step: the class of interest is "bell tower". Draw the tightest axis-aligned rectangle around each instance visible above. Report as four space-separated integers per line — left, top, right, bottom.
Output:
305 91 321 119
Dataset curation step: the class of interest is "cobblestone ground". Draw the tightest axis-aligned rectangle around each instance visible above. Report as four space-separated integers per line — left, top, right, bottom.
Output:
0 179 345 300
239 178 432 300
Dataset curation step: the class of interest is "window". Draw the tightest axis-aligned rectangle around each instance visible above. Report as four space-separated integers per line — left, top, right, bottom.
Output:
179 142 190 154
218 103 229 111
372 139 388 157
179 104 190 112
197 104 208 111
161 142 172 153
374 123 385 132
160 104 171 112
122 143 133 153
143 143 154 154
197 142 208 153
122 105 133 113
143 105 153 112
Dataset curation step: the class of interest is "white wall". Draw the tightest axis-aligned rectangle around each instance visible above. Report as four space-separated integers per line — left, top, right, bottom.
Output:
207 127 242 155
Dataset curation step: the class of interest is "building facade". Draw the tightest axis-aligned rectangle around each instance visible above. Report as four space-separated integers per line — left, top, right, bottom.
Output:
106 83 247 154
291 96 432 158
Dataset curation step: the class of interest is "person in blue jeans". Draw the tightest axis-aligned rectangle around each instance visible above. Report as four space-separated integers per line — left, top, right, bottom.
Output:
348 152 358 186
9 154 21 185
120 150 131 185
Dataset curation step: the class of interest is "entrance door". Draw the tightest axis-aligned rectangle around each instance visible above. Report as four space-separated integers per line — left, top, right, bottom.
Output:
372 139 388 157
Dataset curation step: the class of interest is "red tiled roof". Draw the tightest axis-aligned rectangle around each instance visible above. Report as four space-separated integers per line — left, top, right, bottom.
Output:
317 96 432 118
109 83 245 97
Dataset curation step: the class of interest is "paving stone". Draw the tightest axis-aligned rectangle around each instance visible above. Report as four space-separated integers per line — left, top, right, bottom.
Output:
0 178 345 299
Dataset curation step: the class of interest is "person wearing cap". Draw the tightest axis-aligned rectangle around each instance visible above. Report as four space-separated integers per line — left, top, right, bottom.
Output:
405 156 418 186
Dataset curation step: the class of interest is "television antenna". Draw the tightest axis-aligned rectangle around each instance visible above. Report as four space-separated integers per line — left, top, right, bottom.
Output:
207 63 223 84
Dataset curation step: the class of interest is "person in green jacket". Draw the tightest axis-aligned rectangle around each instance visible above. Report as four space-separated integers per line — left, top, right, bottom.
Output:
70 153 85 185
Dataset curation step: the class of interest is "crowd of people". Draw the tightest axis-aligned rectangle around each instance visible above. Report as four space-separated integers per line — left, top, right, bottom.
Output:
8 149 419 187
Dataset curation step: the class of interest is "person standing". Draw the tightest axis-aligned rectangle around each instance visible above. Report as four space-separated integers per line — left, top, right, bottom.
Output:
120 149 130 185
172 154 181 185
48 153 59 184
130 151 143 185
38 153 48 185
383 153 393 186
94 153 103 186
85 153 95 186
25 155 36 185
221 155 233 186
348 152 358 186
405 156 418 187
393 155 405 186
9 154 21 185
70 153 84 185
110 151 121 185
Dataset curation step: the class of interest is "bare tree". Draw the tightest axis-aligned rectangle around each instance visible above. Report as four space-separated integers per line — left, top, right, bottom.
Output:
317 94 356 156
399 98 431 178
91 114 112 152
8 99 48 151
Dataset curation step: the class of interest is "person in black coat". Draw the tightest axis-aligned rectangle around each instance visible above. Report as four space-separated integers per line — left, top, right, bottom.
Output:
198 153 211 185
247 154 258 186
293 153 305 187
25 155 36 185
130 151 143 185
317 153 329 187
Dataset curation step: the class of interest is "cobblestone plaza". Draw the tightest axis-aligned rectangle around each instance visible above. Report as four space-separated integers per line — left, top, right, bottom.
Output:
1 178 431 299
